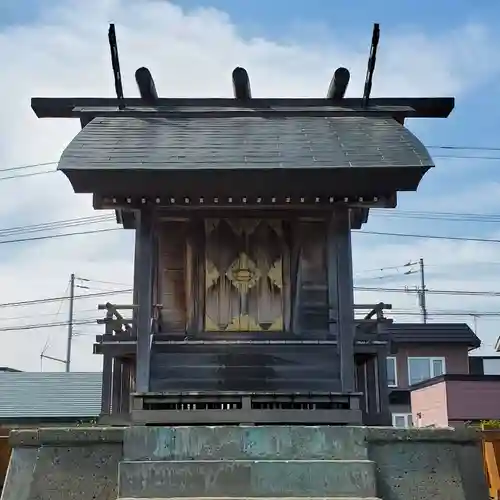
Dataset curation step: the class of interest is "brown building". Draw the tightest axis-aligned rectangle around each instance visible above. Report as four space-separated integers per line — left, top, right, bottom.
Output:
406 354 500 428
411 373 500 428
385 323 480 427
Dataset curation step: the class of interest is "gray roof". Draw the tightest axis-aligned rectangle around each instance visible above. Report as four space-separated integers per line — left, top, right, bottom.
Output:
0 372 101 419
58 115 433 172
389 323 480 348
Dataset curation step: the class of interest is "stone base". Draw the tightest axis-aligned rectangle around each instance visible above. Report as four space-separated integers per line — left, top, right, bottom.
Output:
0 425 489 500
0 428 123 500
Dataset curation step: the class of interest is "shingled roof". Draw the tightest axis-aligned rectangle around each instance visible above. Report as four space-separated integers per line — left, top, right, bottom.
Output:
30 26 454 218
388 323 480 349
59 114 433 174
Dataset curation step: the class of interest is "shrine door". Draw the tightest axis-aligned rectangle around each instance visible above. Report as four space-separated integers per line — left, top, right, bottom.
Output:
204 218 285 332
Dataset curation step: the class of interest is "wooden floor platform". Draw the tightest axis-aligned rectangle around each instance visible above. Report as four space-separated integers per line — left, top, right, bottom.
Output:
129 391 363 425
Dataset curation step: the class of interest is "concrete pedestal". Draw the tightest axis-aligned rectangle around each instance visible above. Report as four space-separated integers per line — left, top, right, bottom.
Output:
0 425 489 500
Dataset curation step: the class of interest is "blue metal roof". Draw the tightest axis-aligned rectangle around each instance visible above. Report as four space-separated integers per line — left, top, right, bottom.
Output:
0 372 101 419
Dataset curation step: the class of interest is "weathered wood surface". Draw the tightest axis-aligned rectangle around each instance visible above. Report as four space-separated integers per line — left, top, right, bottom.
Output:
158 221 188 332
155 217 340 335
204 219 286 332
149 342 341 392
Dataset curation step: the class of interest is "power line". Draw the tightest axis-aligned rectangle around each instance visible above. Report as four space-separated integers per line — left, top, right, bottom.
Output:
78 279 500 300
372 209 500 223
0 161 58 173
0 204 500 247
0 288 132 310
3 308 499 333
433 154 500 161
0 227 120 245
354 262 415 275
0 215 114 237
0 170 56 181
354 286 500 297
0 318 97 333
426 145 500 152
78 277 133 287
0 216 499 248
355 230 500 244
0 307 100 322
3 145 500 174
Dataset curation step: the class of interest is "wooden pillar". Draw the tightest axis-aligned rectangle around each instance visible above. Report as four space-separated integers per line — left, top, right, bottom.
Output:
112 358 123 414
120 361 131 413
365 356 380 418
100 354 113 415
132 213 141 325
134 208 155 393
355 357 368 414
327 208 355 393
375 349 391 424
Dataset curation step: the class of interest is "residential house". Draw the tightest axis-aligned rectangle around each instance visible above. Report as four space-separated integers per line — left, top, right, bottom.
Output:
385 323 480 428
410 373 500 428
0 372 102 427
0 371 102 493
406 351 500 429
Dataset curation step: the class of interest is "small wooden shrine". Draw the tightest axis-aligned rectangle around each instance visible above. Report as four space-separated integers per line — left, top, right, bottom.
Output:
31 24 454 425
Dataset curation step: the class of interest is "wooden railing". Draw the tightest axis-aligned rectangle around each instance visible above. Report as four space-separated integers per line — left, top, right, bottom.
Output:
97 302 163 335
482 430 500 499
97 303 135 335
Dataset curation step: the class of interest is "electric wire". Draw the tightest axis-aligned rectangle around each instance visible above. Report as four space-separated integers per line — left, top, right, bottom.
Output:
0 215 114 237
354 230 500 244
3 145 500 182
1 145 500 172
0 227 120 245
0 318 97 333
0 161 58 173
0 307 99 323
354 286 500 297
79 276 500 300
3 309 499 333
1 213 500 246
0 170 56 181
0 288 132 309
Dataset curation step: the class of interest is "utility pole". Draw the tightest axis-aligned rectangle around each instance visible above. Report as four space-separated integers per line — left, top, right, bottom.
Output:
65 273 75 372
419 258 428 324
404 259 427 323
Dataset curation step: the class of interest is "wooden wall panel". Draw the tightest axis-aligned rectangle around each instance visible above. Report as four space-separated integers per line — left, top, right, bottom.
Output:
150 342 341 392
204 219 286 332
297 220 329 333
157 221 188 333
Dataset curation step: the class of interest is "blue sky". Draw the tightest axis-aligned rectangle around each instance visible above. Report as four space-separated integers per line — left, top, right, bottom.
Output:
1 0 500 370
2 0 498 201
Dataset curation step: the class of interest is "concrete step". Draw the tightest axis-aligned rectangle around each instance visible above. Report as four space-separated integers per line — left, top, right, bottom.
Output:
123 425 368 461
118 459 377 498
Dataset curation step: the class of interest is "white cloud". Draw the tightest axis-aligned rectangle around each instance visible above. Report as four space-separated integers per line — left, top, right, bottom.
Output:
0 0 499 371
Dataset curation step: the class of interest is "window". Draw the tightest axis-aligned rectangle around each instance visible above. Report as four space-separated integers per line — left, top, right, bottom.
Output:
392 413 413 428
386 357 398 387
408 357 445 385
483 358 500 375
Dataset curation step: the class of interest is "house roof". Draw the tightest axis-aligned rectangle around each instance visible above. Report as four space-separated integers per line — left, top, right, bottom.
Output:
388 323 480 348
58 115 433 174
0 372 101 420
55 113 436 210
